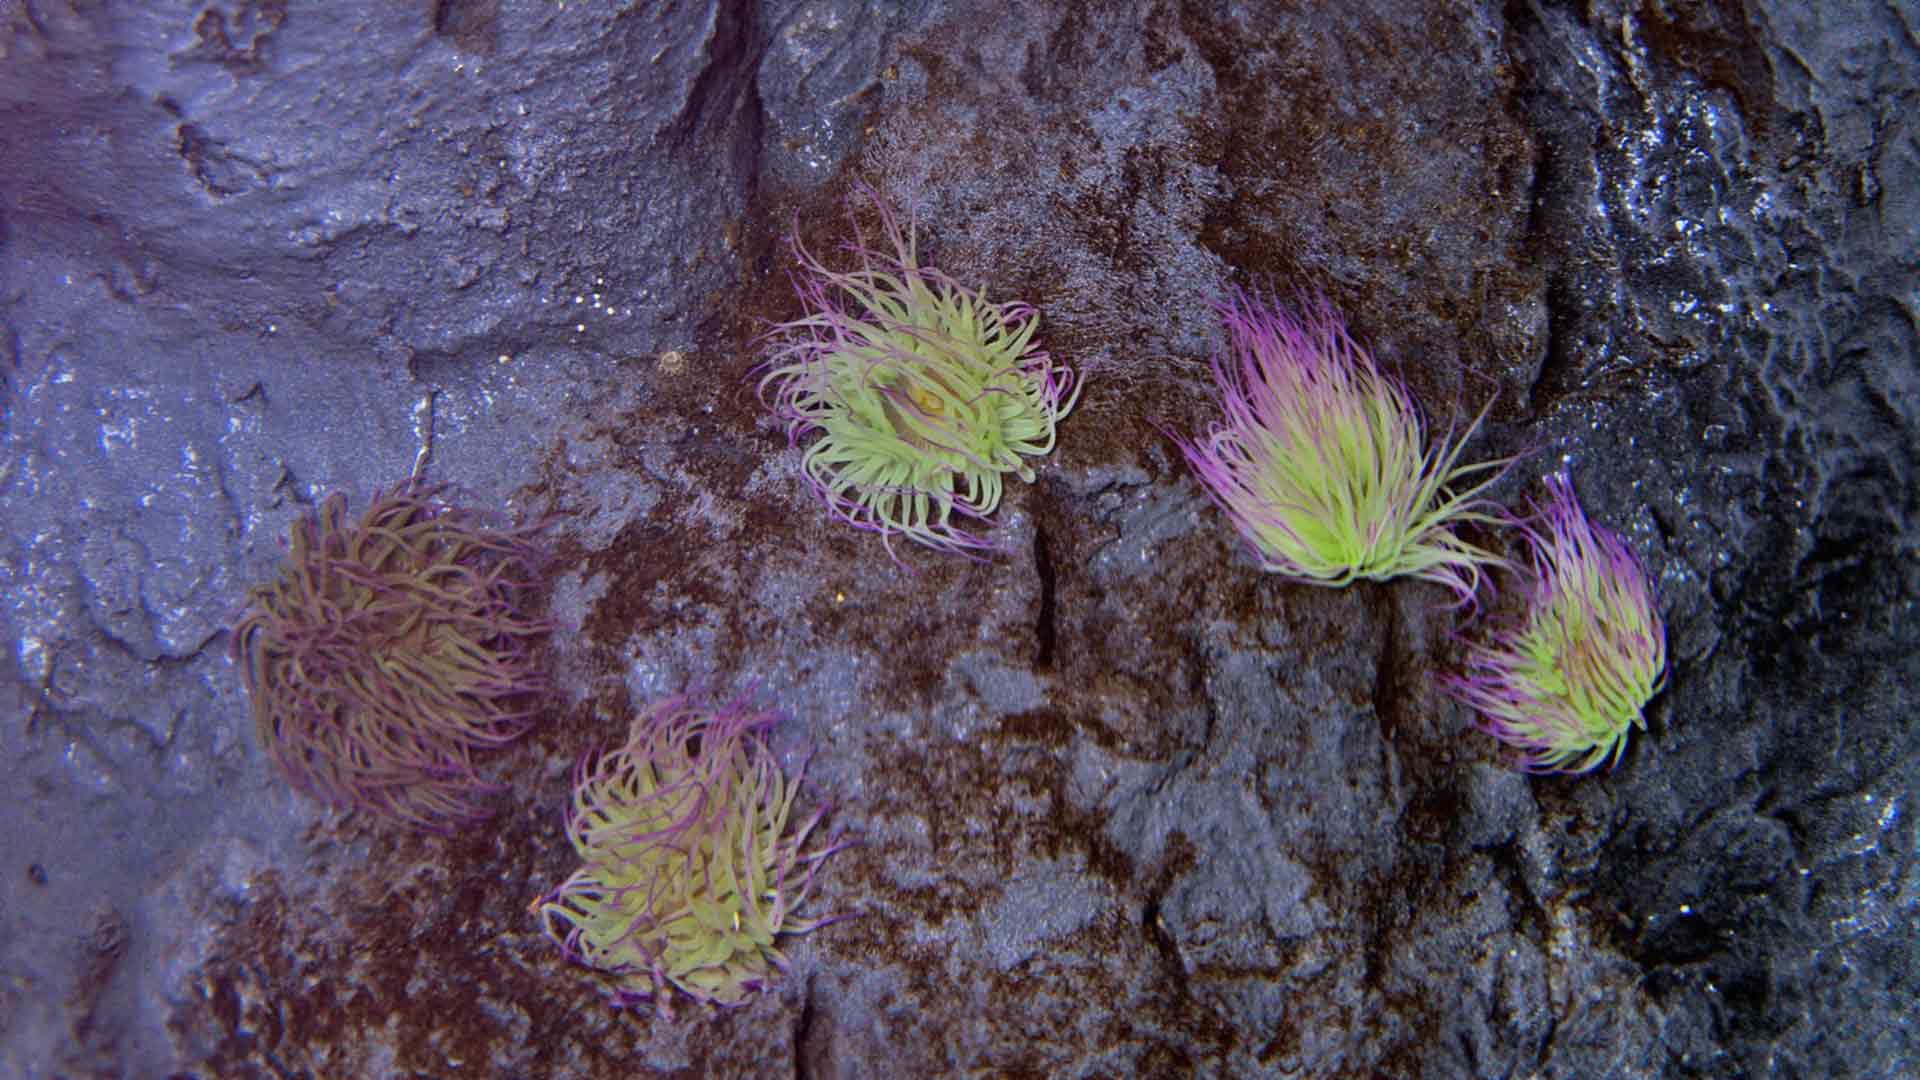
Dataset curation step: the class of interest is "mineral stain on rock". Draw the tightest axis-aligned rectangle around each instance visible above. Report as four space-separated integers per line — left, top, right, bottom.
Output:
0 0 1913 1077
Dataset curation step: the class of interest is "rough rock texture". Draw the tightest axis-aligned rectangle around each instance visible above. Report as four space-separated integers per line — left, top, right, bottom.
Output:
1 1 1913 1078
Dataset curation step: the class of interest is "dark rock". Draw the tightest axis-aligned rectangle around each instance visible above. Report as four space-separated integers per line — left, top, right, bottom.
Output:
0 1 1911 1077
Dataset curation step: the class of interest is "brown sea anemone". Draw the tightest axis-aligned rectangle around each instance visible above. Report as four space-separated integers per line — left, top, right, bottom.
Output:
231 481 550 831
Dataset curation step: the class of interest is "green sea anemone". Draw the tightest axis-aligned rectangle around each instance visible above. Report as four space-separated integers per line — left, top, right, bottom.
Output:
756 185 1081 559
231 481 550 831
531 692 850 1018
1446 473 1669 773
1171 288 1509 605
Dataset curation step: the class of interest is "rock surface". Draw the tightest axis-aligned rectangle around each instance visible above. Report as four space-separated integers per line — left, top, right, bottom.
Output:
0 1 1913 1078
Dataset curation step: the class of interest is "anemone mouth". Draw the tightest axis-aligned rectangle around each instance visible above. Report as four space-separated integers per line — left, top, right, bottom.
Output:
869 361 969 457
756 184 1079 560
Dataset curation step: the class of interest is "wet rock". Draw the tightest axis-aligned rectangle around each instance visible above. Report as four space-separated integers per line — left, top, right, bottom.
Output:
0 1 1911 1077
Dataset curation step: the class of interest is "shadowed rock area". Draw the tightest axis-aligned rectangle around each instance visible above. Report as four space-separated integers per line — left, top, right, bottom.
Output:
0 1 1913 1077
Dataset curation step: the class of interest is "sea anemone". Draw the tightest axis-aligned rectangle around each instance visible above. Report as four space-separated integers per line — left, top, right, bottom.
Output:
231 481 550 831
531 691 850 1018
1171 288 1508 606
756 185 1081 559
1446 473 1669 773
